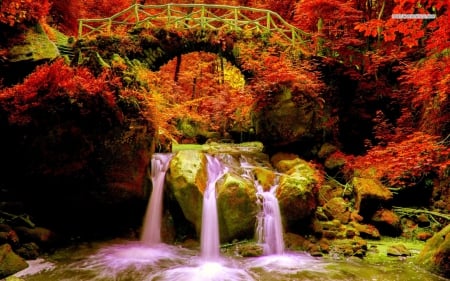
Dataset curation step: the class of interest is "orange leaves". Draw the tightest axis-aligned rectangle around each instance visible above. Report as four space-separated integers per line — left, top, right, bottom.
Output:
0 0 50 26
354 19 383 38
343 132 450 187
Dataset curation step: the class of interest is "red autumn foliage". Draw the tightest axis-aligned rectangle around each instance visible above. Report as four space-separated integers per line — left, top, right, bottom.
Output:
342 132 450 187
49 0 134 35
0 59 118 126
0 0 50 27
293 0 365 63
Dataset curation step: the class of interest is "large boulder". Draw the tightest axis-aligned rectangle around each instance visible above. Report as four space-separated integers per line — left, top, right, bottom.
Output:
416 224 450 278
352 177 393 218
252 88 324 147
271 153 319 230
165 150 208 235
216 172 258 242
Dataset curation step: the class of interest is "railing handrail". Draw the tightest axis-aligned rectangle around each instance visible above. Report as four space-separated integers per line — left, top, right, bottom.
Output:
77 3 310 46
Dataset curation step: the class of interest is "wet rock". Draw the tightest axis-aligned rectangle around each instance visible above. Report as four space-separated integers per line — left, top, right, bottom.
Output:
416 232 433 241
352 177 393 217
328 237 368 258
371 209 402 236
13 227 56 246
416 224 450 277
166 150 207 235
272 154 319 228
323 197 351 224
0 244 28 279
317 184 344 206
0 229 19 247
284 232 313 251
15 242 40 260
216 173 258 242
236 242 264 257
317 143 338 159
252 167 276 191
252 88 323 146
349 222 381 240
387 243 411 256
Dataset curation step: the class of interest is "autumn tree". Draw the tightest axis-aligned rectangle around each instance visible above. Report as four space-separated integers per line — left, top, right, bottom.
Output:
0 0 50 27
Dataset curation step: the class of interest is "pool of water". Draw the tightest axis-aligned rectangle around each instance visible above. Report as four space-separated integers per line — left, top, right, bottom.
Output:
13 239 450 281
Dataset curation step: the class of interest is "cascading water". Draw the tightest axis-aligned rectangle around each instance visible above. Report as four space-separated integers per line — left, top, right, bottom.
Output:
255 182 285 255
141 153 172 245
200 154 226 260
240 156 285 255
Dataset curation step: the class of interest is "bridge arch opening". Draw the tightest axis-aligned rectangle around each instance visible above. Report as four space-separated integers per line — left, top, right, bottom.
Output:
146 51 254 146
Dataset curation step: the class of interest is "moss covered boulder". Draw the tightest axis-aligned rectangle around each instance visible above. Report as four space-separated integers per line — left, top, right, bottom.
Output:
271 153 319 230
216 173 258 242
0 244 28 279
416 224 450 277
166 150 208 235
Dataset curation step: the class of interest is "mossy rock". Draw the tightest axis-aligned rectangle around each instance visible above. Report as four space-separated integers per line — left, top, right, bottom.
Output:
0 244 28 279
165 150 207 235
216 173 258 242
416 224 450 277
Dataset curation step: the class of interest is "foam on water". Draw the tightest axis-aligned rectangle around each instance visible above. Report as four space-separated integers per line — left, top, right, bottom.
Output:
14 258 56 277
245 252 326 274
147 258 256 281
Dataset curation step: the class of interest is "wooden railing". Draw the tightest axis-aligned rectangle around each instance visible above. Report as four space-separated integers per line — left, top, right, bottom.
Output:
77 3 310 46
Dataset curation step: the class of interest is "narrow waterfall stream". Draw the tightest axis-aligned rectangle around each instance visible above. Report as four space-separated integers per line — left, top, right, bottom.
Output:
256 182 285 255
141 153 172 245
240 156 285 255
200 154 226 260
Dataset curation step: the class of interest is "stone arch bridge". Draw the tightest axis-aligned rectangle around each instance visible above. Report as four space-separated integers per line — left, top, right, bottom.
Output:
73 3 311 73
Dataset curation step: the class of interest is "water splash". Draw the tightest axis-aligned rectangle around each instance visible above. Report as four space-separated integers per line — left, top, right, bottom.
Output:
200 154 227 260
141 153 172 245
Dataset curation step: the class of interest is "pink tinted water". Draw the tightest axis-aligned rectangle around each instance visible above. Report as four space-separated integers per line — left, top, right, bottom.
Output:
200 154 226 260
141 153 172 245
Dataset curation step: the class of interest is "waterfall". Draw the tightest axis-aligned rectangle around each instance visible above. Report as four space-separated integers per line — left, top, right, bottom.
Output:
255 183 285 255
200 154 226 260
240 156 285 255
141 153 172 245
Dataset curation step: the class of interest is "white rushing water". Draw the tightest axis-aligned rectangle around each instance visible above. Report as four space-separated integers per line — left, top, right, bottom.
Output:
240 156 285 255
255 182 285 255
141 153 172 245
200 154 227 260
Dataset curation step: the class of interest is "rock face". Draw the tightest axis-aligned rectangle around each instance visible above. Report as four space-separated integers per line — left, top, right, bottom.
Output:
352 177 393 217
271 153 319 230
165 150 208 235
416 224 450 277
252 88 325 147
0 244 28 279
7 24 59 63
165 150 260 242
216 173 258 242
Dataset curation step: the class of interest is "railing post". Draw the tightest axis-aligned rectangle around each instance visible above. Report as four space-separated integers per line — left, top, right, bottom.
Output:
167 3 172 26
266 11 271 30
201 5 206 29
107 18 112 35
78 20 83 39
134 4 139 24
